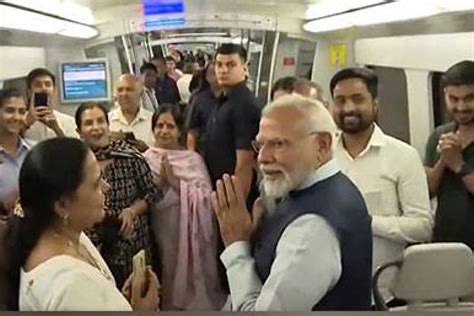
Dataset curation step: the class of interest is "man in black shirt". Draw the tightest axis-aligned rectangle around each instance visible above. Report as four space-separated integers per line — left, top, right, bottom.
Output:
151 57 181 105
425 60 474 248
204 44 260 205
186 64 221 153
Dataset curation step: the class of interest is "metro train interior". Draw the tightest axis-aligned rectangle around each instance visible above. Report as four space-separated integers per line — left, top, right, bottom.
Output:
0 0 473 313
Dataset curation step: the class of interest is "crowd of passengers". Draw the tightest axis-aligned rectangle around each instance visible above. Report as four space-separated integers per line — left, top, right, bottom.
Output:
0 43 473 312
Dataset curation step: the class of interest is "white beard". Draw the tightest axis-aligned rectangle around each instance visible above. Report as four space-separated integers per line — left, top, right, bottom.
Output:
260 165 308 199
261 173 294 199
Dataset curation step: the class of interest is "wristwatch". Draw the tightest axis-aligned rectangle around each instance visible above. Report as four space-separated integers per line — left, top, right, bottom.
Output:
456 162 473 178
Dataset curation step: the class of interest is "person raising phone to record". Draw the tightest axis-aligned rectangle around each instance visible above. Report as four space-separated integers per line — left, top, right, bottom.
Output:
23 68 78 141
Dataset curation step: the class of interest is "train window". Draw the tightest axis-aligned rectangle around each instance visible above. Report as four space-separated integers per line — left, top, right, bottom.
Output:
369 65 410 143
431 72 450 127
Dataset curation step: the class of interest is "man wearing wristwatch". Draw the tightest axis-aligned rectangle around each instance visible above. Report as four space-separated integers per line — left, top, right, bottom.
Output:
425 60 474 249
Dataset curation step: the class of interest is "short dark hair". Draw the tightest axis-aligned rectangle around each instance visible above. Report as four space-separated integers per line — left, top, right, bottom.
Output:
140 62 158 74
215 44 247 63
26 68 56 89
0 88 24 108
75 101 109 130
165 56 176 63
329 67 378 98
271 77 296 100
441 60 474 88
151 104 183 131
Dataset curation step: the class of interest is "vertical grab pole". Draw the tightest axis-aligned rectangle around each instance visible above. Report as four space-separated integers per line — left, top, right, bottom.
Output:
121 35 134 74
267 31 281 104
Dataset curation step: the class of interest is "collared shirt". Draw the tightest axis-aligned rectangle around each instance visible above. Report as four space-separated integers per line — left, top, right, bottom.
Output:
204 81 261 207
334 124 432 242
220 159 342 311
108 107 155 145
204 81 260 182
141 86 159 112
0 138 34 207
334 124 432 294
24 109 78 142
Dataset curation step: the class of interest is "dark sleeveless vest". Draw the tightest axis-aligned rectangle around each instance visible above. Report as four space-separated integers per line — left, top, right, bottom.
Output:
252 172 372 310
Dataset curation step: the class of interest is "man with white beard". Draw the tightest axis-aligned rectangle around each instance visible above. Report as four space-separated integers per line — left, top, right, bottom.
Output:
211 94 372 311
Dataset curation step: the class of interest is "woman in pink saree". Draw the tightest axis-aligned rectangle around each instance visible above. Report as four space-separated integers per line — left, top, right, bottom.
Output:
144 106 226 311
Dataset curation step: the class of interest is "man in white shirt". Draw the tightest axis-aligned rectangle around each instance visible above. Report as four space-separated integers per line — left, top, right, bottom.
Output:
211 94 372 311
176 63 194 104
23 68 78 141
109 74 155 149
140 63 159 112
330 67 433 301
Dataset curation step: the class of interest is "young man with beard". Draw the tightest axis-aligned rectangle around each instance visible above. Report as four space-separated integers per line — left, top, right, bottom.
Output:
425 60 474 249
330 68 432 302
211 95 372 311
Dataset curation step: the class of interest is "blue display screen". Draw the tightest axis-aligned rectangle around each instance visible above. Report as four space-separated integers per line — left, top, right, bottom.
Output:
142 0 185 30
61 62 108 101
143 0 184 16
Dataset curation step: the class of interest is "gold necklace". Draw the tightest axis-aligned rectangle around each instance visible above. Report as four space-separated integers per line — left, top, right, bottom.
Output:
53 231 112 281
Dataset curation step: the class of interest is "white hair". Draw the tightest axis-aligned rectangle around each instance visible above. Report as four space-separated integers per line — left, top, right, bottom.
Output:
262 93 337 138
259 95 337 201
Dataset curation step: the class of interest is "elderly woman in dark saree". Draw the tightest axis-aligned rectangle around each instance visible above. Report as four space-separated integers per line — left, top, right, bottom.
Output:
75 101 161 289
144 106 226 310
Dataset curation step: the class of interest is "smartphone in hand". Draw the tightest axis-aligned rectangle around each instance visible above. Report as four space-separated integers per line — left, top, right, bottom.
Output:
133 249 147 296
34 92 48 107
124 132 136 141
133 249 146 271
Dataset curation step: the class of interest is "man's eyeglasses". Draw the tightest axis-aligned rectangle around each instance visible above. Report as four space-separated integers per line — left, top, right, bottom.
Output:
251 139 288 153
252 132 320 153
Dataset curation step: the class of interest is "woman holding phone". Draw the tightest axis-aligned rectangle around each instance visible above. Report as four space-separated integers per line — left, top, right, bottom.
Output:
4 138 160 311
